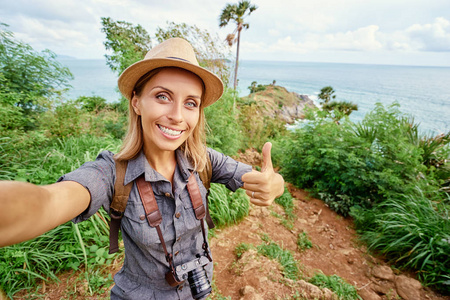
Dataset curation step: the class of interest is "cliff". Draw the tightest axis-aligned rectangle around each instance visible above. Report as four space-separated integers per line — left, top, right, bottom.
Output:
240 85 316 124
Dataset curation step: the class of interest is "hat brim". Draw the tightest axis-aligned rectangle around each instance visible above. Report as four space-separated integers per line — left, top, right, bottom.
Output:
118 58 224 108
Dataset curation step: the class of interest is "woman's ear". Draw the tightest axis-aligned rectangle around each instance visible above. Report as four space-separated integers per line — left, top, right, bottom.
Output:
131 92 141 115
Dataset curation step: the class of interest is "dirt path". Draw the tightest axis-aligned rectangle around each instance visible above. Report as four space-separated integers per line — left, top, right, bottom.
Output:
210 185 448 300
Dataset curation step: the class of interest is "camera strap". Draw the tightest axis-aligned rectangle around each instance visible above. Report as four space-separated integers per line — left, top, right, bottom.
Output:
135 173 212 277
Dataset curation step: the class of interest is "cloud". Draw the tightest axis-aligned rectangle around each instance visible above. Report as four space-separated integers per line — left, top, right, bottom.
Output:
243 17 450 59
406 17 450 51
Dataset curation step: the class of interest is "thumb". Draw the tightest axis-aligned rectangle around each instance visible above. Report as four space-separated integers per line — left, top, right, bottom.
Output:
261 142 273 172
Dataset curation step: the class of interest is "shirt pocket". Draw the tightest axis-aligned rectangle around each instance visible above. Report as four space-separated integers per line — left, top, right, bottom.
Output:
122 202 161 248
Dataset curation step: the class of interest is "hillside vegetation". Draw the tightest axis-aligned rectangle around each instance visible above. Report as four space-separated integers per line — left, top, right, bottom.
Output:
1 23 449 299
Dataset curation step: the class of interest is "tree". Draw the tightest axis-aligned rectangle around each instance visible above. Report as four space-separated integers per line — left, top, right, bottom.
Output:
0 23 73 114
318 86 336 104
219 0 257 89
101 17 152 75
318 86 358 121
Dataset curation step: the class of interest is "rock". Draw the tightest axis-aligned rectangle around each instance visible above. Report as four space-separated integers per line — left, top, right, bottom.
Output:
395 275 422 300
322 287 339 300
297 280 324 299
372 265 395 281
239 285 264 300
358 288 382 300
371 282 392 295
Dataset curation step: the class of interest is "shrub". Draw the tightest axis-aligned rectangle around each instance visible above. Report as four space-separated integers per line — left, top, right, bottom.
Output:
205 88 242 155
279 103 440 215
351 190 450 293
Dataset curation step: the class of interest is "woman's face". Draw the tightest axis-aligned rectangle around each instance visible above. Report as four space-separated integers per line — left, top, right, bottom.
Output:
131 68 203 155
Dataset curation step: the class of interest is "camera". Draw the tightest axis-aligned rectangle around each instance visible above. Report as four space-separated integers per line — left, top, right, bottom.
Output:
167 255 212 299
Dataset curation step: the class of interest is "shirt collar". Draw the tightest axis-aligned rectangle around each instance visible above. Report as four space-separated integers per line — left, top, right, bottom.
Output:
123 149 194 185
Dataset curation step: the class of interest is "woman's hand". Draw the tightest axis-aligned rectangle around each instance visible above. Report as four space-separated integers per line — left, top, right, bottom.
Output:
242 142 285 206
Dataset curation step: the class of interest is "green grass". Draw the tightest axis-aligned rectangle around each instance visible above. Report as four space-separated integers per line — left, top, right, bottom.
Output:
297 232 313 252
0 135 122 298
208 183 250 228
309 273 362 300
352 190 450 293
274 187 296 229
257 235 299 280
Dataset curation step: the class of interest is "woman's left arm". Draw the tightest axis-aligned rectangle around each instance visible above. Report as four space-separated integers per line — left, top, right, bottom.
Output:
241 142 285 206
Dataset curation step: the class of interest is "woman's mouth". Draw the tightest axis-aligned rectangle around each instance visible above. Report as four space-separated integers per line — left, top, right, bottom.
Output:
158 125 183 137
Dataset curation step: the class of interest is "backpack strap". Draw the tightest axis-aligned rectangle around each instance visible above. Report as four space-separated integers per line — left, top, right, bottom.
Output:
109 159 133 254
198 156 215 229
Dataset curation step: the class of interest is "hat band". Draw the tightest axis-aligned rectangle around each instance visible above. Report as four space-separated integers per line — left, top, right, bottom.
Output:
166 56 192 63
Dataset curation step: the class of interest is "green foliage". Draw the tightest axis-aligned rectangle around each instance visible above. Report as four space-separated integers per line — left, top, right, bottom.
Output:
101 17 151 75
238 98 287 151
318 86 336 104
219 0 258 30
205 89 242 155
297 232 313 252
234 243 254 258
323 100 358 120
156 21 231 86
275 187 294 218
208 183 249 228
0 135 122 297
274 187 295 229
0 23 73 113
77 95 108 113
309 272 362 300
279 103 440 216
257 236 299 280
248 81 266 93
351 191 450 293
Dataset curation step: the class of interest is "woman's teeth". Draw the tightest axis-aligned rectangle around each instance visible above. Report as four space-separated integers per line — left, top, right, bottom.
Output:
158 125 182 136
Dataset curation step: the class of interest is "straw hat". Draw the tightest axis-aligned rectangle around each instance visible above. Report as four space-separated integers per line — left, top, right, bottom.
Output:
118 37 224 107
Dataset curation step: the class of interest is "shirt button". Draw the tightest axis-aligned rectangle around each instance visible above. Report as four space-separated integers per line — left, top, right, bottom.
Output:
175 212 181 219
139 215 145 220
165 192 171 198
175 251 180 256
177 237 181 242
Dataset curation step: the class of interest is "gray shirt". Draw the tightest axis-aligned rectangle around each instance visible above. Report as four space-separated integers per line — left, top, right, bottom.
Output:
58 148 251 299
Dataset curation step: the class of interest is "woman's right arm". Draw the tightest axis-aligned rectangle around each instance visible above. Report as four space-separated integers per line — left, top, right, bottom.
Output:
0 180 90 247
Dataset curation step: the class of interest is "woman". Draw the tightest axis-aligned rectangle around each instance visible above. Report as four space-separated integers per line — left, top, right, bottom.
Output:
0 38 284 299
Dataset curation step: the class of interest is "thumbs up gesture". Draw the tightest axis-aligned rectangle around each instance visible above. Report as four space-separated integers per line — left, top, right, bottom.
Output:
242 142 285 206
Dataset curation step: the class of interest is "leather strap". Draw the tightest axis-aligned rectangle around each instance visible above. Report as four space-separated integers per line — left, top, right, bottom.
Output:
187 173 206 220
135 173 213 284
136 176 162 226
109 159 133 254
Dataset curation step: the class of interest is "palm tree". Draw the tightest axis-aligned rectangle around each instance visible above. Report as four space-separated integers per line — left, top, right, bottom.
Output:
219 0 257 89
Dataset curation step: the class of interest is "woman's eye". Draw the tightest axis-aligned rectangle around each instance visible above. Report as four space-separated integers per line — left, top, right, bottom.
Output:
156 94 169 101
185 101 198 108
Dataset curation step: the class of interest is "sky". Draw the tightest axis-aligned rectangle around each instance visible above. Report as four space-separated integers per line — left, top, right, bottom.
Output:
1 0 450 67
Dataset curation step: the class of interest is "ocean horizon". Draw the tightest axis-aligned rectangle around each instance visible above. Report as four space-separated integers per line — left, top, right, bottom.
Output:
59 58 450 135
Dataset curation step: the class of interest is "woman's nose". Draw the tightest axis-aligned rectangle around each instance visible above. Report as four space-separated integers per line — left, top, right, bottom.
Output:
167 101 183 123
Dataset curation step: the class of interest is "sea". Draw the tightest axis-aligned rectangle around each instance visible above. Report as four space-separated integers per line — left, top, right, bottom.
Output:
58 59 450 135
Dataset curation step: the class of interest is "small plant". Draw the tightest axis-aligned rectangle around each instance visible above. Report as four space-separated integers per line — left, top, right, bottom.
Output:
235 243 254 258
309 272 362 300
257 236 299 280
208 183 249 228
297 232 313 252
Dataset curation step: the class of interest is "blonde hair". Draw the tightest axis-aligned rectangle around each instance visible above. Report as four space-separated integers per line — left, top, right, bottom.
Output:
114 67 208 172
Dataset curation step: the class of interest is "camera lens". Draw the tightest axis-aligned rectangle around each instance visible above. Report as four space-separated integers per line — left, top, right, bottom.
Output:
187 266 212 299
